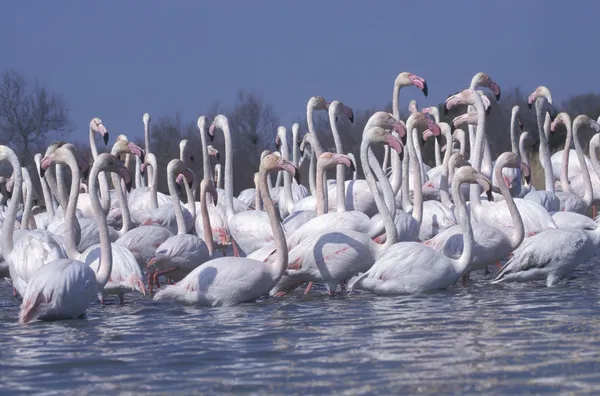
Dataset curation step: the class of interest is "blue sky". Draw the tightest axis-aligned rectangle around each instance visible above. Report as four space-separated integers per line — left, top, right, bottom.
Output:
1 0 599 143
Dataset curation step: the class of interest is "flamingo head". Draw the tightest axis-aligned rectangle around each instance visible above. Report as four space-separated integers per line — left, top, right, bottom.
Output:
527 86 553 110
329 100 355 123
90 117 109 145
207 145 220 162
444 89 480 115
261 153 297 179
308 96 330 111
143 112 151 125
208 114 228 142
471 72 501 101
396 72 428 97
318 152 355 173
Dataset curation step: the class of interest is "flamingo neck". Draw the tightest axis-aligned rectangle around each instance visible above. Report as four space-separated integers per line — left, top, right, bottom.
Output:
451 176 475 275
361 139 397 249
0 151 22 258
573 121 593 207
259 167 289 282
495 161 524 249
329 111 347 213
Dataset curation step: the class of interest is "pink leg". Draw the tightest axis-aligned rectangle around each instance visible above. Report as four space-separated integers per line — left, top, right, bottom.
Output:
153 268 179 289
303 282 313 295
12 287 17 298
232 240 241 257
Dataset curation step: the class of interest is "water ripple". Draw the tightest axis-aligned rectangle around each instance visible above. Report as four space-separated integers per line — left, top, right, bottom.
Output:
1 256 600 394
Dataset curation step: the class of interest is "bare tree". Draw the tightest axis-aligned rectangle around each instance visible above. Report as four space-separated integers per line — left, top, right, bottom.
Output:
0 70 73 164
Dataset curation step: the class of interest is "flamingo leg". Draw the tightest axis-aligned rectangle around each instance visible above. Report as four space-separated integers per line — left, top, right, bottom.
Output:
303 282 313 295
221 247 227 257
461 274 468 287
594 205 597 219
232 240 241 257
153 268 179 289
118 293 125 304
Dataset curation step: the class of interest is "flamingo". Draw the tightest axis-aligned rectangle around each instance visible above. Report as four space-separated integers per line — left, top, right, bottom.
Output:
146 161 215 294
153 154 296 306
350 166 492 295
19 152 128 324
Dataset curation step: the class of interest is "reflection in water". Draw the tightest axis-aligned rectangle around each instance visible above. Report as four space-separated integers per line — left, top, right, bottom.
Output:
1 257 600 394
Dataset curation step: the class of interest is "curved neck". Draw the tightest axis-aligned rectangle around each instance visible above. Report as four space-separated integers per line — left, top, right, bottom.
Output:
35 157 55 217
329 112 347 213
520 136 532 170
280 133 294 213
89 161 113 290
361 139 397 248
316 161 330 215
573 122 593 207
144 120 153 184
63 154 83 261
148 156 159 209
439 127 454 209
21 168 34 230
111 171 131 236
292 128 299 167
135 156 143 188
405 122 423 224
560 120 573 191
495 162 524 248
200 183 215 256
259 167 289 281
451 176 475 274
469 100 487 211
536 105 556 193
167 168 187 235
1 152 22 257
510 112 520 156
55 165 70 211
45 167 64 211
254 175 262 211
221 123 235 214
199 123 211 182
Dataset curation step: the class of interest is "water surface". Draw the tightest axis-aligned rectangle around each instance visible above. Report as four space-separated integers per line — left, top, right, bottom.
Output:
1 257 600 394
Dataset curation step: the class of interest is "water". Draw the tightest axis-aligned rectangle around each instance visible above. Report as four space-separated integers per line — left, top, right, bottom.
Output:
1 258 600 395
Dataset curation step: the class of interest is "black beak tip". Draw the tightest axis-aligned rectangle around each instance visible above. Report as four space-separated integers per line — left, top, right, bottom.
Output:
39 167 46 179
349 115 354 124
495 92 501 101
125 181 133 192
525 175 531 184
208 133 215 142
216 153 220 162
349 163 356 173
401 134 407 147
435 134 442 143
399 150 404 162
103 133 109 146
528 102 533 110
486 190 494 202
444 106 449 116
294 171 301 184
485 106 491 116
139 152 145 165
83 169 90 181
422 82 428 98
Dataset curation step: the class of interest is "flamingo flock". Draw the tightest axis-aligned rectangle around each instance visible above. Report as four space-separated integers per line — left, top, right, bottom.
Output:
2 71 599 325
